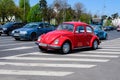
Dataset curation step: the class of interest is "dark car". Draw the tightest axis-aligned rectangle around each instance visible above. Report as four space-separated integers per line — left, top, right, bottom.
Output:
0 24 2 36
0 22 25 36
12 22 55 41
104 26 114 31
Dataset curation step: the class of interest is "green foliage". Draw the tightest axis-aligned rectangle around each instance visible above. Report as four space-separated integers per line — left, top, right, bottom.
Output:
0 0 18 22
19 0 30 22
104 20 112 26
80 13 92 24
39 0 48 21
27 4 42 22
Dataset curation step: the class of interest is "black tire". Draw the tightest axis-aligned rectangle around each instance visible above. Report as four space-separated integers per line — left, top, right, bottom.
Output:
30 33 36 41
60 42 71 54
15 38 20 41
39 46 47 53
7 31 11 36
104 34 108 40
92 40 98 50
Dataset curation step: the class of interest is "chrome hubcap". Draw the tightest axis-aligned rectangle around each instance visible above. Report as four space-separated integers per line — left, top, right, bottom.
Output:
62 43 70 53
94 41 98 49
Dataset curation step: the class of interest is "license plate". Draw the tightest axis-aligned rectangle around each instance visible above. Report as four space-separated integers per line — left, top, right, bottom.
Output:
0 30 3 33
39 43 47 47
14 33 19 36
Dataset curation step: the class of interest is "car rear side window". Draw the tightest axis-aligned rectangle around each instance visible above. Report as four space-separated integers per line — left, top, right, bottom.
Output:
76 26 85 33
86 26 93 33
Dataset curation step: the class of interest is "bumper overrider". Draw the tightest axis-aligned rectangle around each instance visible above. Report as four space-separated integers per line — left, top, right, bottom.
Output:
35 42 61 49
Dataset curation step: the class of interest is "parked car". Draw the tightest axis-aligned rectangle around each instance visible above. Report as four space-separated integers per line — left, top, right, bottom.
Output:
117 26 120 32
0 22 25 36
36 22 101 54
12 22 54 41
0 24 2 36
104 26 114 31
91 24 108 40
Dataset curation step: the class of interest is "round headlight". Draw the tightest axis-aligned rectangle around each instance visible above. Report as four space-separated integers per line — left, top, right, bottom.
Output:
54 39 59 44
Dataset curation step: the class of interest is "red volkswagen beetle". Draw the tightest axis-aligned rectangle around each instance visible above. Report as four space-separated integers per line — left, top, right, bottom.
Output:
36 22 100 54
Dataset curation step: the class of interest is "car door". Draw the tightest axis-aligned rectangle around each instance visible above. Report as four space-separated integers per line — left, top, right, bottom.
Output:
85 26 94 46
37 23 46 36
74 26 87 48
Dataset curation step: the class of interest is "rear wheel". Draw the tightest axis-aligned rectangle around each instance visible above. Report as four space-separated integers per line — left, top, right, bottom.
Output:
60 42 71 54
92 40 98 50
104 34 108 40
15 38 20 41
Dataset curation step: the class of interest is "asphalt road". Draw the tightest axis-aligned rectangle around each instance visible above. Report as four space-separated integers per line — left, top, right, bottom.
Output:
0 30 120 80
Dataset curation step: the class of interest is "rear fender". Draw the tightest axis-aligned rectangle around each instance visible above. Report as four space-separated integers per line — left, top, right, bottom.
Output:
90 36 100 47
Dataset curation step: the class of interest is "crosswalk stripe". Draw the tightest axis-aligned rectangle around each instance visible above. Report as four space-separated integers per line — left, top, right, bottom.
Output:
97 49 120 52
2 57 109 62
0 42 34 47
1 46 37 51
31 53 119 58
85 51 120 54
0 69 73 76
0 62 96 68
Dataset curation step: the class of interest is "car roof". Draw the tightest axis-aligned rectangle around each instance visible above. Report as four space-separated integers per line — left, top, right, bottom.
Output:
63 21 88 26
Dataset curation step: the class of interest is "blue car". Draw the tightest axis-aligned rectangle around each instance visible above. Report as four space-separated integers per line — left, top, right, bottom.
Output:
91 24 108 40
12 22 54 40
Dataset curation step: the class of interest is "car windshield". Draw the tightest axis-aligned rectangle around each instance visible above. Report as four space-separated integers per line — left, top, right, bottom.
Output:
24 23 38 28
2 22 14 28
91 25 102 30
57 24 74 32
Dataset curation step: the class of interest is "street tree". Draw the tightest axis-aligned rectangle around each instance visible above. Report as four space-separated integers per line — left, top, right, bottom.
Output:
74 2 84 21
0 0 18 22
27 4 42 22
39 0 48 22
19 0 30 22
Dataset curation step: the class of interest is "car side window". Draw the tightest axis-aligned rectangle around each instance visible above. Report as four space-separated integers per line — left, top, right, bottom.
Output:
86 26 93 33
44 23 50 28
76 26 85 33
39 24 43 28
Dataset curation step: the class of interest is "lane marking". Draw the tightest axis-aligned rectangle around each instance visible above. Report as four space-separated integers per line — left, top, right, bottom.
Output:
2 57 109 62
97 49 120 52
0 69 73 76
85 51 120 54
0 62 96 68
1 46 37 51
0 42 34 47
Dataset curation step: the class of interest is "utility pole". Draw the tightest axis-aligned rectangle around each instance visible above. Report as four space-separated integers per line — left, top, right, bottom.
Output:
24 0 25 22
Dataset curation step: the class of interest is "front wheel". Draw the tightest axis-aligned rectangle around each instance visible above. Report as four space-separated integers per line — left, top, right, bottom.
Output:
30 33 36 41
39 46 47 53
60 42 71 54
92 40 98 50
15 38 20 41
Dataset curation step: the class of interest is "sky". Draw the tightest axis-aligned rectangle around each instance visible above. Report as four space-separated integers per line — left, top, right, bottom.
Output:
14 0 120 16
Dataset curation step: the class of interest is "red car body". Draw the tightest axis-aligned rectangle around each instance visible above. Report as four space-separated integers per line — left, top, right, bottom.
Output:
36 22 100 54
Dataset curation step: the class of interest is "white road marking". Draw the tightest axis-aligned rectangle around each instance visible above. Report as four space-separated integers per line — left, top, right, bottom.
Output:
2 57 109 62
1 46 37 51
85 51 120 54
0 62 96 68
97 49 120 52
0 69 73 76
0 42 34 47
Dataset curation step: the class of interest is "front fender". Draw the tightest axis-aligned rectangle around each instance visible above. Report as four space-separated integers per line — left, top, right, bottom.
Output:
57 36 73 49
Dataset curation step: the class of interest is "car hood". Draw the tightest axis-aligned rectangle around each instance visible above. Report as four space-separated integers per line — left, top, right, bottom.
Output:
14 27 33 32
41 30 73 44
